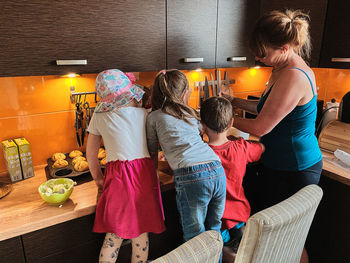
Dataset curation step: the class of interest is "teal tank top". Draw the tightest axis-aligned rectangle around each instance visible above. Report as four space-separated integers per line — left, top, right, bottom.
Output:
257 67 322 171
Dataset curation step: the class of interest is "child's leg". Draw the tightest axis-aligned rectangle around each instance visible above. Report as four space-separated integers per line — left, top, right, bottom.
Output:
175 180 209 241
99 233 123 263
204 172 226 233
131 232 149 263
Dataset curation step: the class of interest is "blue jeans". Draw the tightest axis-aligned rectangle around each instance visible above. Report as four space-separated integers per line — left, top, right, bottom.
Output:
174 161 226 242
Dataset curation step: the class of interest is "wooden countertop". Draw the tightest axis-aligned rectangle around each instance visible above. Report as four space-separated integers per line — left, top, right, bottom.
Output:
1 150 349 242
321 150 350 186
0 165 174 242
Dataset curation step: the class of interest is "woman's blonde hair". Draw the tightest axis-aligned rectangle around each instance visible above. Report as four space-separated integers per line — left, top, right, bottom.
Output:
250 9 311 60
151 69 199 124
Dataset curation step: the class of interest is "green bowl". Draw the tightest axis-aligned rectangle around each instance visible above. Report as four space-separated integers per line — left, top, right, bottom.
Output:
38 178 76 206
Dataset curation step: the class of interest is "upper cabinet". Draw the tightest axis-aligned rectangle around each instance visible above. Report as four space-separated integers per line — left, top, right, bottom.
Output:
0 0 166 77
216 0 260 68
260 0 328 68
319 0 350 69
167 0 217 70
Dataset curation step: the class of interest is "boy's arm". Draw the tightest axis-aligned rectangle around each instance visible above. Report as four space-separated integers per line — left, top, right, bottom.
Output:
244 140 265 163
86 133 104 190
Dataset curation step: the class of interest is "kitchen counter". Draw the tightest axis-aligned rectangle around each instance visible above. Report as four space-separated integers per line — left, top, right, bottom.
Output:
0 149 349 242
0 166 174 242
321 150 350 186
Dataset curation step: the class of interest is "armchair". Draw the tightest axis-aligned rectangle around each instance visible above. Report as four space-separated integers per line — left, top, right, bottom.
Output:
235 184 323 263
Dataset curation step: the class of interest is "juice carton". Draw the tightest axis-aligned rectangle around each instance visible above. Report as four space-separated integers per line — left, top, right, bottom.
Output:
14 138 34 179
1 139 23 182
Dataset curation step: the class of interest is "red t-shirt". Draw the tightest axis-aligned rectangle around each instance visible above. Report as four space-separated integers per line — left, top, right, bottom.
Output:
210 138 263 229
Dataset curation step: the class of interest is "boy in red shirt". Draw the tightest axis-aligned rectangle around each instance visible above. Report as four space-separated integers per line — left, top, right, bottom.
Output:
200 97 264 259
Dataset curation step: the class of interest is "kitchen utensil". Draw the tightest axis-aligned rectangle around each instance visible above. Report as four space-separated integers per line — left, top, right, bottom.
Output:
210 73 215 96
216 70 222 96
223 71 231 94
47 151 105 179
199 85 204 108
204 76 210 100
84 101 90 129
75 103 82 147
79 107 85 147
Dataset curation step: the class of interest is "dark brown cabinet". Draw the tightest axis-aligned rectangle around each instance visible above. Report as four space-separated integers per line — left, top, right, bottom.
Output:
22 214 104 263
0 236 26 263
260 0 328 68
0 0 166 77
167 0 217 70
319 0 350 69
306 175 350 262
216 0 260 68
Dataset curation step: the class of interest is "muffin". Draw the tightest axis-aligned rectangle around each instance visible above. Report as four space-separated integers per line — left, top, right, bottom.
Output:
98 148 106 159
69 150 83 158
51 153 66 162
72 156 86 165
100 157 106 166
74 160 89 172
52 159 69 168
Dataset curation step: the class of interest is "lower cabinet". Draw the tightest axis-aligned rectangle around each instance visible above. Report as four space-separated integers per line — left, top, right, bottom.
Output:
22 214 105 263
0 189 182 263
0 236 26 263
306 174 350 263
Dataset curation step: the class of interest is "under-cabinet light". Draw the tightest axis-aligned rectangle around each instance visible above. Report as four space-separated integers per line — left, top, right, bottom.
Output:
61 73 80 78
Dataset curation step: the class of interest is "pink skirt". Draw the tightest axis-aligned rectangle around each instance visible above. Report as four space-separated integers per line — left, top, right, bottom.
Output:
93 157 165 239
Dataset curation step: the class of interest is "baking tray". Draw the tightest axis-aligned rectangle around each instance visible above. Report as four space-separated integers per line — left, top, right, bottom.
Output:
46 152 104 178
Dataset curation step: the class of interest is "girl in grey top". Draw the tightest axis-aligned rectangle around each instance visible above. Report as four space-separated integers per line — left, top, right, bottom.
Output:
146 70 226 262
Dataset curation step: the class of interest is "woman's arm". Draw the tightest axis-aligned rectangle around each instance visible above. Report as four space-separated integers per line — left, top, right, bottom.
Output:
221 93 259 115
86 133 104 190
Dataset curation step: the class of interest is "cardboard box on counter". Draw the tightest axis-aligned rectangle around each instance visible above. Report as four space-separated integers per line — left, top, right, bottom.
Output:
14 138 34 179
1 139 23 182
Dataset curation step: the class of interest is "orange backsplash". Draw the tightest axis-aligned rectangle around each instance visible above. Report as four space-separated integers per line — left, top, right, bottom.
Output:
0 67 349 173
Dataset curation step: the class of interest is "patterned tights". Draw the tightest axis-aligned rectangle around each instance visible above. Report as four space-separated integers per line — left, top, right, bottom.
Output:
99 232 149 263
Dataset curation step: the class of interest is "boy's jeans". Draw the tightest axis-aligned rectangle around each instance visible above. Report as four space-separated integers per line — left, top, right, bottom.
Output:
174 161 226 242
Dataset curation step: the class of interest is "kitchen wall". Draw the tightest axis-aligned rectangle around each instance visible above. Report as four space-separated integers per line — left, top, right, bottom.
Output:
1 67 349 173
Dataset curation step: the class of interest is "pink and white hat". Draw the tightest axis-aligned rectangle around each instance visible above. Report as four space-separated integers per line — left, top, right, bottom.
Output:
94 69 145 113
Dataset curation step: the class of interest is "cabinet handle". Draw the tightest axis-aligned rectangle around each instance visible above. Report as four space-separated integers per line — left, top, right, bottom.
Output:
56 60 87 66
227 56 247 62
331 58 350 63
183 58 204 63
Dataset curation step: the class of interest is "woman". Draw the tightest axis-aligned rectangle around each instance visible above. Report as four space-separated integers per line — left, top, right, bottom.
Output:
223 10 322 262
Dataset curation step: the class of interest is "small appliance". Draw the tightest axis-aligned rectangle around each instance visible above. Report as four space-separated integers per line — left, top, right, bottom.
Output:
339 91 350 124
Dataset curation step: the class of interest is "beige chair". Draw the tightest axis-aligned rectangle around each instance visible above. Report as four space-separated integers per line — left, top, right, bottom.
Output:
235 184 323 263
152 230 223 263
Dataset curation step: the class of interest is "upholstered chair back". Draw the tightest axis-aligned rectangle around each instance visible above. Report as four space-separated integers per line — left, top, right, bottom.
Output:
235 184 323 263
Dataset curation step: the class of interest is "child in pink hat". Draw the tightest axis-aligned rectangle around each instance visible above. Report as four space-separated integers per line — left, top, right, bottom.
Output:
86 69 165 263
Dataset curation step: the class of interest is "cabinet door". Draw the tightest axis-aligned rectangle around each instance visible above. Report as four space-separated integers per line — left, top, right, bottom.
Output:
319 0 350 69
0 236 26 263
0 0 166 77
216 0 260 68
167 0 217 70
260 0 328 67
22 214 105 263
